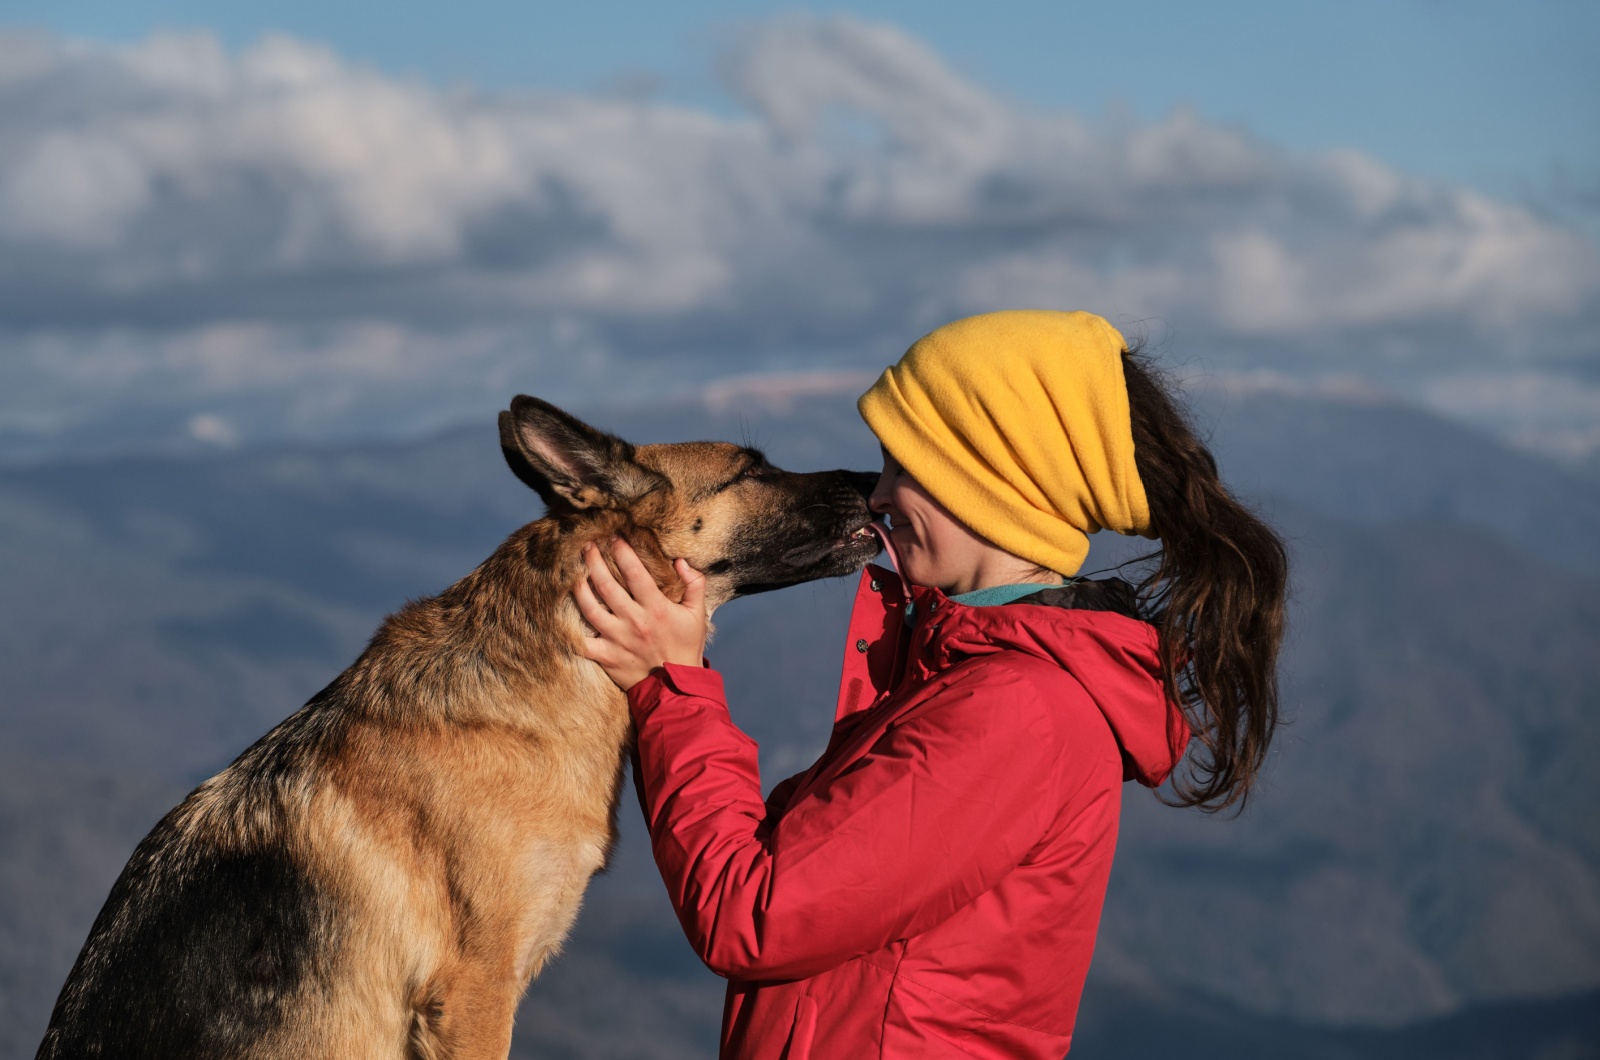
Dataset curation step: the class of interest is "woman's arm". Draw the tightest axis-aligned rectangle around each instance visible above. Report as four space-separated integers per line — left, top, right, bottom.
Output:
628 659 1059 980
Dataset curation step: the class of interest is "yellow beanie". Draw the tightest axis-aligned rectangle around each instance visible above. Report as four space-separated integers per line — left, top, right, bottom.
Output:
858 310 1152 577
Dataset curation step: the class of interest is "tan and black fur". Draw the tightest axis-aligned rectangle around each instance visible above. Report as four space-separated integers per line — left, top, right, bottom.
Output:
37 396 880 1060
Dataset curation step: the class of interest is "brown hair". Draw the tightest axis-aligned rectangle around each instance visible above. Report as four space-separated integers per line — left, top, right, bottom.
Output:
1121 350 1289 811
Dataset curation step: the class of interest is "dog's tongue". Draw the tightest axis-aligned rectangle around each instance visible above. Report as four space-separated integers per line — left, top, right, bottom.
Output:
867 522 902 575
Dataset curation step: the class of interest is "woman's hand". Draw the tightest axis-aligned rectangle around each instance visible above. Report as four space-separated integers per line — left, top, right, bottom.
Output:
573 537 708 691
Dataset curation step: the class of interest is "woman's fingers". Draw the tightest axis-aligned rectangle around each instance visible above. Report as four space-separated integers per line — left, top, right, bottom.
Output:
583 541 644 619
574 628 622 664
611 537 667 609
572 573 625 637
676 557 707 615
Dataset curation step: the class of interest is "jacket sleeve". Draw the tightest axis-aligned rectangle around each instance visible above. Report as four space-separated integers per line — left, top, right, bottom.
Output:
628 660 1060 981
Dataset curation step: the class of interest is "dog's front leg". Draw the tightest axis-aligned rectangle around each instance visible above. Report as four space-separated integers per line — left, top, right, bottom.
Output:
407 958 523 1060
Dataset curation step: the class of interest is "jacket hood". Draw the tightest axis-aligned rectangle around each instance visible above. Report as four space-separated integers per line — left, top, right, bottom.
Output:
910 579 1189 788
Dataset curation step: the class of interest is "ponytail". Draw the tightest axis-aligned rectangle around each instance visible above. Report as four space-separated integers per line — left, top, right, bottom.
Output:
1122 350 1289 811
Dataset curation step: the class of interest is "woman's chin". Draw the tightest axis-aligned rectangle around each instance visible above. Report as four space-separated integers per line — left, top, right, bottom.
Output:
895 555 934 588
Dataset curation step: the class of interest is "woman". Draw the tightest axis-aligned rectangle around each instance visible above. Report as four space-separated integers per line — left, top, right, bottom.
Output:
573 310 1288 1058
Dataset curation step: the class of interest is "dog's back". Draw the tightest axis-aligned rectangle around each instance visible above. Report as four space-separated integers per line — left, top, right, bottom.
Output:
37 702 345 1059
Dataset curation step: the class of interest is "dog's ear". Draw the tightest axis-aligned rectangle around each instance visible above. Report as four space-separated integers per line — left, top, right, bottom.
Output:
499 396 660 510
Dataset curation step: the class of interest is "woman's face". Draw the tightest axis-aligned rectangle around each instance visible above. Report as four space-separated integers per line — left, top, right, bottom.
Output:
868 449 1010 594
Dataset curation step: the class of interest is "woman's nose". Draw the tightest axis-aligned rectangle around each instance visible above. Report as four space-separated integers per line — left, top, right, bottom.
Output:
868 472 894 515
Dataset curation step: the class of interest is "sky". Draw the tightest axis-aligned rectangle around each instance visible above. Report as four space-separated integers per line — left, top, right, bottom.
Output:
0 1 1596 461
12 0 1596 210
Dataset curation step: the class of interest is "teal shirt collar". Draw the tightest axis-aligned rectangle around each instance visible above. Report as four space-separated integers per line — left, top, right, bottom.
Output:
906 580 1074 624
948 582 1066 607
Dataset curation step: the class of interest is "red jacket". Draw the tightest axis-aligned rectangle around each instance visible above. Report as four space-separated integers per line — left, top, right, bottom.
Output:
627 564 1188 1059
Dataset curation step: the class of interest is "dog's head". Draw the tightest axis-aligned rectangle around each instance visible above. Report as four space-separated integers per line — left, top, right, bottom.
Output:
499 396 880 609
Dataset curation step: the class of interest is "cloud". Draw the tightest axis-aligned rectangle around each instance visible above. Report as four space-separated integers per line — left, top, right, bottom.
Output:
0 17 1596 457
701 369 879 414
1422 371 1600 462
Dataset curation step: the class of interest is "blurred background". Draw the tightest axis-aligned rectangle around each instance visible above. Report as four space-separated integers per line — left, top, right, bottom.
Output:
1 1 1597 1057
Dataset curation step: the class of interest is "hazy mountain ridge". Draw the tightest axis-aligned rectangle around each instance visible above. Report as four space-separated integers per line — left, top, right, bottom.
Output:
2 390 1597 1056
1187 385 1600 579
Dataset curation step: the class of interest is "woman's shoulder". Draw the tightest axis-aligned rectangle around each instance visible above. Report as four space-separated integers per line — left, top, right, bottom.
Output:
924 650 1121 754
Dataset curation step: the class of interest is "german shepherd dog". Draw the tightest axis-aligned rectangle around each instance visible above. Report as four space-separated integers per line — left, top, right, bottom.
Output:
37 397 880 1060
